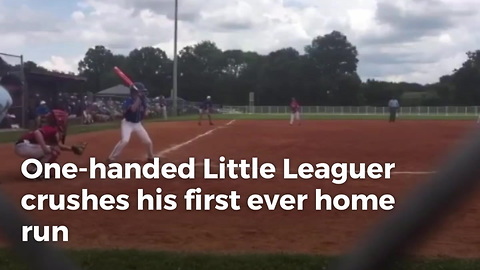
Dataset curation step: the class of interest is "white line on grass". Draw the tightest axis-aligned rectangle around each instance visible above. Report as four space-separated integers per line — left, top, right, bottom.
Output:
156 120 236 157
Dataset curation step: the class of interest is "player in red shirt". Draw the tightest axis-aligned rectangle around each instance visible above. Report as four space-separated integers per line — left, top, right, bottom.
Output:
290 97 301 125
14 109 77 178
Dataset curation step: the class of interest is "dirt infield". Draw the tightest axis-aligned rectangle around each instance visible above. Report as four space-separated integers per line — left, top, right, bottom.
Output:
0 120 479 258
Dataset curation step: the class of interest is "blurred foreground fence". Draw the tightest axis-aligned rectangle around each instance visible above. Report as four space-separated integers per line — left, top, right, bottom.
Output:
0 52 26 128
221 105 480 116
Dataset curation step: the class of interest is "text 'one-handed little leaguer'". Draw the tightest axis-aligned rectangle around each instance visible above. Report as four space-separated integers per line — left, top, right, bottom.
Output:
107 82 156 163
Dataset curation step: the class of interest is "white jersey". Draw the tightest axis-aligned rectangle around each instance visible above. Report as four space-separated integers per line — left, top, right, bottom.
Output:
0 85 13 122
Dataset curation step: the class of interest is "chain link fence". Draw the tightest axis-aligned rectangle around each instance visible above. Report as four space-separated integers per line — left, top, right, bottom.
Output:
220 105 480 116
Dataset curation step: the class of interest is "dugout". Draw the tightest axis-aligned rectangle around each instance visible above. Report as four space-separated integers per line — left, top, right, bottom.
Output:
1 69 87 129
95 84 130 98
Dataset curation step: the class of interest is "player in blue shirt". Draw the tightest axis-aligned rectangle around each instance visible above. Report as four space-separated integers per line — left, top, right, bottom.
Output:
198 95 214 126
35 100 50 127
107 82 155 163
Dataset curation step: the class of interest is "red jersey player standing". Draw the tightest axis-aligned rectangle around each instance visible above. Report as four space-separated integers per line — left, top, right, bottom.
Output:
14 109 79 179
290 97 301 125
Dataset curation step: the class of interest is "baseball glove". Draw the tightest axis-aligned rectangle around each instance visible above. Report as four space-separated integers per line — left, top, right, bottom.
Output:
72 142 87 155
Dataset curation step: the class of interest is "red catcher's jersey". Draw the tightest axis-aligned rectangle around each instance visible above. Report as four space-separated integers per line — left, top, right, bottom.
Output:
290 101 300 113
20 125 59 145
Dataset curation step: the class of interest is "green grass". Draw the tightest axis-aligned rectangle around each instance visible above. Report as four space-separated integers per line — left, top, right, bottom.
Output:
0 116 192 144
0 249 479 270
0 113 476 144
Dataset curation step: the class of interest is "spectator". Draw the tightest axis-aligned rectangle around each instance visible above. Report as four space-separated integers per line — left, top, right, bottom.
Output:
159 95 167 119
83 101 95 125
35 100 50 127
6 109 19 128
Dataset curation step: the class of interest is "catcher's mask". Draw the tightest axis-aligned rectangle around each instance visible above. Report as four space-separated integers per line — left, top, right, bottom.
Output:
47 109 68 136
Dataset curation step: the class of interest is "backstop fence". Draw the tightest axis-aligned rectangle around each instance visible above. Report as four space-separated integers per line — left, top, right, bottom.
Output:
0 52 26 128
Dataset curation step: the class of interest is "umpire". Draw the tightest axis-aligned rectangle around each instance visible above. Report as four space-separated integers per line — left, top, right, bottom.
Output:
388 97 400 122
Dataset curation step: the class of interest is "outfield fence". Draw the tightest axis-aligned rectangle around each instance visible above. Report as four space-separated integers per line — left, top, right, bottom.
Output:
221 105 480 115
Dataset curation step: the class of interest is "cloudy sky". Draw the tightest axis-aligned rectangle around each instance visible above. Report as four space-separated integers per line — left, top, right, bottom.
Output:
0 0 479 84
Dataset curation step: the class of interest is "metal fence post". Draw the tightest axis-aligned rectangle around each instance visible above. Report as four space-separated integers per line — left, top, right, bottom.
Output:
20 55 27 128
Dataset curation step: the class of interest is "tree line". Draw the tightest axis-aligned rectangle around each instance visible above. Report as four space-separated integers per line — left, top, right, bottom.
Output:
2 30 480 106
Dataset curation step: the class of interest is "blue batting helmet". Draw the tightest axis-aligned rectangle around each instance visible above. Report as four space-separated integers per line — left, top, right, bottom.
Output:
130 82 148 93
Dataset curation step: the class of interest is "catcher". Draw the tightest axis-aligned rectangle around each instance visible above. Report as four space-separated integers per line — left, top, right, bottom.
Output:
14 109 87 179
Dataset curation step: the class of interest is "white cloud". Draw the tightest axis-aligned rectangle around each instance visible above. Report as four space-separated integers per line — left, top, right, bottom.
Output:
71 11 86 22
1 0 479 84
39 56 81 73
0 34 27 53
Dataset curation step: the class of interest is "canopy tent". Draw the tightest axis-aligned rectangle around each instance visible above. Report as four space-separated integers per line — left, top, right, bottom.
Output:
95 84 130 97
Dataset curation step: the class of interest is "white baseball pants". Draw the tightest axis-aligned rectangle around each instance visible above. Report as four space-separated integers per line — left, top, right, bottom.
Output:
161 106 167 119
290 112 300 124
108 119 154 161
15 141 54 163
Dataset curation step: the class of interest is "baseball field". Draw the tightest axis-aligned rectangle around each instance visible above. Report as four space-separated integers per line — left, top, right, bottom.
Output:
0 115 479 269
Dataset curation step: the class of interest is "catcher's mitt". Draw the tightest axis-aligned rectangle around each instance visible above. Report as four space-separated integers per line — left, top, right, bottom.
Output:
72 142 87 155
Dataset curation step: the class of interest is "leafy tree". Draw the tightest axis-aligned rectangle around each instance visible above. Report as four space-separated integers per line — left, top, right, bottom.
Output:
305 31 361 105
451 51 480 105
256 48 303 105
127 47 172 97
305 31 359 76
23 61 48 72
71 34 480 107
236 52 264 105
78 45 116 92
434 75 454 105
178 41 225 101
